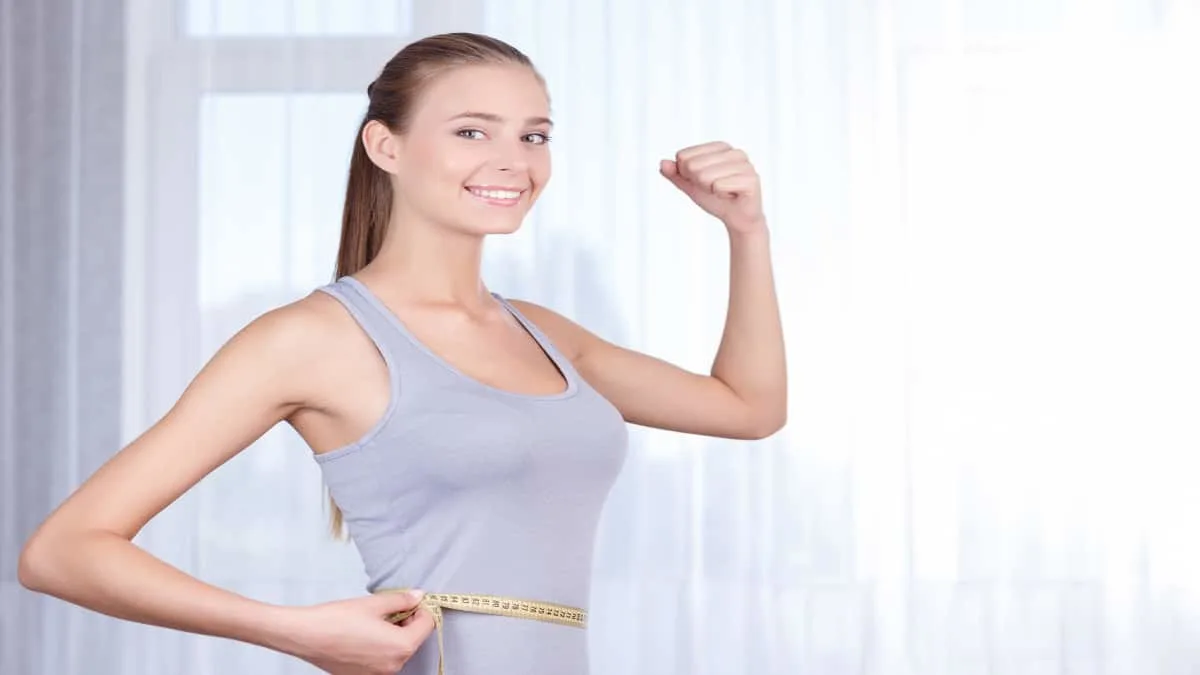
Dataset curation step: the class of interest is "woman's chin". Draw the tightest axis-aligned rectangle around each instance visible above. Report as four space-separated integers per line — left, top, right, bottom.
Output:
482 222 525 236
466 214 527 236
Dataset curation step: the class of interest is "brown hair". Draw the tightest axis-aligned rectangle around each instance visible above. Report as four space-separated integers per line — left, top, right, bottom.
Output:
328 33 539 538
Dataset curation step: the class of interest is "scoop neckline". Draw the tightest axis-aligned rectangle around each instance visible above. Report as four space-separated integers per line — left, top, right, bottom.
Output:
340 275 579 402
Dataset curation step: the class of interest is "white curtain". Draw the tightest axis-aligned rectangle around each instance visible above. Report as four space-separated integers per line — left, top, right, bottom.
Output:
4 0 1200 673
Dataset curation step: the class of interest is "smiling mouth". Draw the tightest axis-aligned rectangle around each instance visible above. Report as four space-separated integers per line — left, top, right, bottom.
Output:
465 186 525 206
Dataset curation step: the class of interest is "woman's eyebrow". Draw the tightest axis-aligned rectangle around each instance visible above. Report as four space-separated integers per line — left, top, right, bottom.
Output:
446 111 554 127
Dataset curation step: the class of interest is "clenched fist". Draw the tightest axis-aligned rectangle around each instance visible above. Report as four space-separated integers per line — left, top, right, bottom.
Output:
660 141 766 234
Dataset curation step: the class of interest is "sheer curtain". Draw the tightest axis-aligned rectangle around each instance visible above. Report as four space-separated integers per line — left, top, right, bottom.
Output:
4 0 1200 673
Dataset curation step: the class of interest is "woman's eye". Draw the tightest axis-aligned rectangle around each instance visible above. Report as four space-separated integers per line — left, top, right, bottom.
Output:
456 128 550 144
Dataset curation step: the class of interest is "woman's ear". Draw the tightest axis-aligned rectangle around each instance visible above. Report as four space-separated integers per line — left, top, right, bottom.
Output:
361 120 401 175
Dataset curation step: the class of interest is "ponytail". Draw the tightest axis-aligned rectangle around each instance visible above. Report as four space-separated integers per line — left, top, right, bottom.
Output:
336 118 393 279
326 118 393 538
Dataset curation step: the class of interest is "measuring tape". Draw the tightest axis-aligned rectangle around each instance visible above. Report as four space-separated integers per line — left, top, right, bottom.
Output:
375 589 588 674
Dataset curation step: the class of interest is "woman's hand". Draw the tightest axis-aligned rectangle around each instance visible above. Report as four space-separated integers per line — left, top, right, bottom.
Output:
660 141 766 234
276 590 436 674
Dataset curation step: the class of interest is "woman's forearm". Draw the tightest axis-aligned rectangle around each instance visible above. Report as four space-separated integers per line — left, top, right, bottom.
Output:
710 225 788 433
18 530 294 653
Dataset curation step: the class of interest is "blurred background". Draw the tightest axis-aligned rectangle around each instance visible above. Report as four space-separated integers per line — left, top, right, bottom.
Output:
3 0 1200 673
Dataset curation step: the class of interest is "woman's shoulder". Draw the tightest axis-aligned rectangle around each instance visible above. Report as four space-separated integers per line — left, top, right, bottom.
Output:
228 289 368 368
208 290 377 404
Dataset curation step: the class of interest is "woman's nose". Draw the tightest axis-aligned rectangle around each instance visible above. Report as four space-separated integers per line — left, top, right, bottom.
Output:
493 141 530 172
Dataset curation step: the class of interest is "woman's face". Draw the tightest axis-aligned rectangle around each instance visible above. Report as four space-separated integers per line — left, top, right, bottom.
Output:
389 63 553 237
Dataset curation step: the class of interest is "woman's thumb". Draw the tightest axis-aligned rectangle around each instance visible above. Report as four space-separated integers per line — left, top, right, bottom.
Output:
376 589 425 619
660 159 690 191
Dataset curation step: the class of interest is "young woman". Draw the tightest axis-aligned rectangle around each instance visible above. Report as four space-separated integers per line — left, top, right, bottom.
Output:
17 32 786 675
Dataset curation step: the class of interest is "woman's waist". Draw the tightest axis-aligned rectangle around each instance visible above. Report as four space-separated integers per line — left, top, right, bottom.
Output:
368 563 594 612
373 588 591 675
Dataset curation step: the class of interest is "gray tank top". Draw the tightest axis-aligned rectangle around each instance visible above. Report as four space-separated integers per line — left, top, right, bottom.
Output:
312 276 629 674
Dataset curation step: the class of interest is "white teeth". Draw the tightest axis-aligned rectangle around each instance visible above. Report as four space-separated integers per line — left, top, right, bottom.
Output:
469 188 521 200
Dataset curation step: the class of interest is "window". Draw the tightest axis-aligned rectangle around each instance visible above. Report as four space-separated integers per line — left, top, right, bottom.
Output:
197 93 365 308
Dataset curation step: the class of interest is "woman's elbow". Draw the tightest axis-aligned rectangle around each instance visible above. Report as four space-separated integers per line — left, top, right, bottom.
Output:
746 408 787 440
17 527 74 594
17 534 54 592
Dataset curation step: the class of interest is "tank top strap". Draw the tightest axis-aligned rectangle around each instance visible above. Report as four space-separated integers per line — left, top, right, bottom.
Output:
315 276 395 341
490 293 576 372
313 276 417 388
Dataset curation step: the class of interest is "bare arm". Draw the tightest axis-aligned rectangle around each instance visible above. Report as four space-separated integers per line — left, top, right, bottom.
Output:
511 141 787 441
17 301 325 653
513 231 785 442
710 227 787 433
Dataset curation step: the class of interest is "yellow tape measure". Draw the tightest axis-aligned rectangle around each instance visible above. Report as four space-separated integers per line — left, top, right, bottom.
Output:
375 589 588 674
